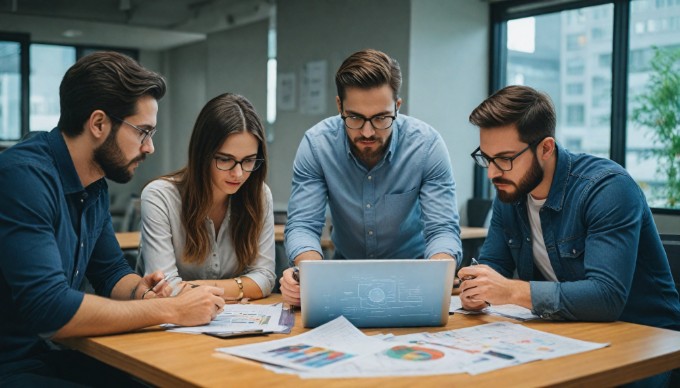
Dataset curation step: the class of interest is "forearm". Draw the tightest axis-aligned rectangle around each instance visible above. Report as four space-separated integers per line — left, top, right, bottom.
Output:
53 294 175 339
508 279 532 309
293 250 322 266
190 277 263 300
430 253 457 274
110 273 145 300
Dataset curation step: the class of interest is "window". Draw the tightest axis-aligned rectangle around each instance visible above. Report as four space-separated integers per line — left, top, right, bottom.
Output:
0 33 27 142
30 44 75 132
627 0 680 208
490 0 680 210
0 42 138 143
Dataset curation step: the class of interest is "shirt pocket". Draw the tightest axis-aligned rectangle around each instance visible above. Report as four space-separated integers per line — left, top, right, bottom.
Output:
557 236 586 280
503 229 523 263
383 187 419 229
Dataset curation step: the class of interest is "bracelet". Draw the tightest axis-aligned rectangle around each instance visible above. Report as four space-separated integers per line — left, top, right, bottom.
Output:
234 277 244 300
141 288 154 300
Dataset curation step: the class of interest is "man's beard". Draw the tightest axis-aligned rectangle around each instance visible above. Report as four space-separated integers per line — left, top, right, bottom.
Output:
93 131 145 183
493 153 544 203
349 135 387 165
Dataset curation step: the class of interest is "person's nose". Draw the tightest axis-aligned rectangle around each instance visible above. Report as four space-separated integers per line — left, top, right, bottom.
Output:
359 120 376 138
142 137 155 154
231 163 244 178
487 162 503 180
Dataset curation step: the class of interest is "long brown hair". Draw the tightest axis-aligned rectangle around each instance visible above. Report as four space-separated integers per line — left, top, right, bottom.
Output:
162 93 268 273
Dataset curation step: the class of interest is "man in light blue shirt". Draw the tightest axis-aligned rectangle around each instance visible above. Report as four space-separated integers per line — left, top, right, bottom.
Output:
280 49 461 306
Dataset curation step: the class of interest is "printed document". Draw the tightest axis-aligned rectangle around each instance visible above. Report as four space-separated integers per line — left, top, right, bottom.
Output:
165 303 291 334
450 295 539 321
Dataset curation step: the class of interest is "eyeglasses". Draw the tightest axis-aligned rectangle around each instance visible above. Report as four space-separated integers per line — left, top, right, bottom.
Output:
470 139 542 172
341 103 398 130
214 156 264 172
107 113 157 144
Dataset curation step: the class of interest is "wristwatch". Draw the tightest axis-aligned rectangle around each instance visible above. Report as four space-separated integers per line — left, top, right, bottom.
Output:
234 277 244 300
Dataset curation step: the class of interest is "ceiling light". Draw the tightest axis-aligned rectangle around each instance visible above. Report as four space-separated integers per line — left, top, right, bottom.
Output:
62 29 83 38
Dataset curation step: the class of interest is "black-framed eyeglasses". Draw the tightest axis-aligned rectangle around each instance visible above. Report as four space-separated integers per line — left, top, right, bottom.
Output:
107 113 156 145
340 102 398 130
214 156 264 172
470 139 542 172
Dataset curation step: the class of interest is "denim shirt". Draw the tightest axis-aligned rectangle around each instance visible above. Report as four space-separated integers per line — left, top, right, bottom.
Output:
285 114 461 264
480 145 680 330
0 128 134 366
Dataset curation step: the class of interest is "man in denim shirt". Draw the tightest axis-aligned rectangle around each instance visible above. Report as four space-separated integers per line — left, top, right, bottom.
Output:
0 52 225 386
280 49 461 306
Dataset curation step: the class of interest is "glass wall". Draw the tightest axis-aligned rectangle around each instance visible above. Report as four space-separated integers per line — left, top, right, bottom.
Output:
493 0 680 210
505 4 614 160
29 44 76 132
0 41 21 140
627 0 680 207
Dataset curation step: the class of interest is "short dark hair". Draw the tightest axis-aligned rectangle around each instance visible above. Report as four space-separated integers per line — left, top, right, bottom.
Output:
58 51 166 137
469 85 556 144
335 49 401 102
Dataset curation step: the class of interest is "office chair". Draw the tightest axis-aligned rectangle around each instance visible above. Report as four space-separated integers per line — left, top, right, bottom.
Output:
661 233 680 296
467 198 493 227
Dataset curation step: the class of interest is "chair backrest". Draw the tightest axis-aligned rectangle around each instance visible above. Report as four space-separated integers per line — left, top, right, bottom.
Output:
661 234 680 295
467 198 493 227
120 196 142 232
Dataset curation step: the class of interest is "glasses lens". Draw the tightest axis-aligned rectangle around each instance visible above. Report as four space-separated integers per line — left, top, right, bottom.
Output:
215 158 235 171
344 116 365 129
472 154 489 168
370 116 393 129
243 159 263 172
494 158 512 171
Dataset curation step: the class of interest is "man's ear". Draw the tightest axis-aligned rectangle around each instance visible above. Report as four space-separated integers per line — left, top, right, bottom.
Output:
540 137 556 160
335 96 342 114
87 110 109 140
396 98 402 112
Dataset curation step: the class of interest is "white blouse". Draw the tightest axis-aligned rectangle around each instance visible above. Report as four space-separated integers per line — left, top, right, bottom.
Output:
140 178 276 296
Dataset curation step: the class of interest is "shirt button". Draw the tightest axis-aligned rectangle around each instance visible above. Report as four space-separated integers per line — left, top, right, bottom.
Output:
526 237 531 242
572 249 577 254
366 204 371 208
368 230 374 235
80 243 84 248
80 199 84 203
508 239 513 244
367 176 372 180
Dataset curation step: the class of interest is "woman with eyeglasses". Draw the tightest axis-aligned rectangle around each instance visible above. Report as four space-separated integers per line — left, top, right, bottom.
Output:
139 93 275 302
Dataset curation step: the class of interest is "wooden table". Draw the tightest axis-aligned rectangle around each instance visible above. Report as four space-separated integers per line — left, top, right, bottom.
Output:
59 295 680 387
115 232 140 250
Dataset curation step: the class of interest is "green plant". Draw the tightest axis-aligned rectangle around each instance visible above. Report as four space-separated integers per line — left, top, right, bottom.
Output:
631 46 680 208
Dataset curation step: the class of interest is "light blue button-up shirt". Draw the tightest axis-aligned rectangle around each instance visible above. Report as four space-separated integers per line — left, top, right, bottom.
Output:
285 114 461 264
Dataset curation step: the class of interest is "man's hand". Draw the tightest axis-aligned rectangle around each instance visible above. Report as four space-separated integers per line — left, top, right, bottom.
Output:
458 264 531 310
169 285 225 326
280 267 300 306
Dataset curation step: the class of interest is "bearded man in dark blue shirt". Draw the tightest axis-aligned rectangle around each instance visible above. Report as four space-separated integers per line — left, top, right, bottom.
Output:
0 52 225 386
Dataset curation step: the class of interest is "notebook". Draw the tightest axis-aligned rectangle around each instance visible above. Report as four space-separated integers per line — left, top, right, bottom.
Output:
299 259 455 328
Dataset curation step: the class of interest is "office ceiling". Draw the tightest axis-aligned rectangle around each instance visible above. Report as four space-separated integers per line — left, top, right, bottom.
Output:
0 0 272 33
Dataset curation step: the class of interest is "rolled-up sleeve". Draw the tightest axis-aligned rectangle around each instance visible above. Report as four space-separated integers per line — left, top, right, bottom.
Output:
0 165 83 335
285 134 328 264
420 133 462 264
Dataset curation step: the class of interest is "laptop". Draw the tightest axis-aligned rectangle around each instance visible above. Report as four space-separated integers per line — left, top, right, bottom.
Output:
299 259 455 328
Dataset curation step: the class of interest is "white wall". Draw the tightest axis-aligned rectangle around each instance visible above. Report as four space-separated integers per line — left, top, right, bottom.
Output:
271 0 412 209
409 0 489 225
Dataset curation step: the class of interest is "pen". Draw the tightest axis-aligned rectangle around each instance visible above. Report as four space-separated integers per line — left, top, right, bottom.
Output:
463 257 491 307
292 266 300 283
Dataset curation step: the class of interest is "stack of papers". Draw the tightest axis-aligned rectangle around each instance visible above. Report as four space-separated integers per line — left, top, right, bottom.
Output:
450 295 540 321
164 303 293 334
217 316 608 378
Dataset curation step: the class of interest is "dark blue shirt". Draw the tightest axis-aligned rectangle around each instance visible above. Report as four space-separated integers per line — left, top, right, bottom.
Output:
0 128 134 367
481 144 680 330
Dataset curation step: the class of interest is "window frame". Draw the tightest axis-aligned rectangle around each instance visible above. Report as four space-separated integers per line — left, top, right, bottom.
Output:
0 35 138 148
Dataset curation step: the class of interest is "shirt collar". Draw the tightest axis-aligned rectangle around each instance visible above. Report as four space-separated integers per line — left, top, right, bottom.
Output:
47 127 86 195
543 143 569 212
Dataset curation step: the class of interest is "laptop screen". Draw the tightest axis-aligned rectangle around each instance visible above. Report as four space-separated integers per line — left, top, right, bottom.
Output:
300 259 455 328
